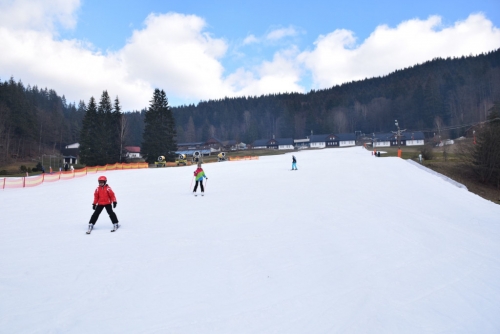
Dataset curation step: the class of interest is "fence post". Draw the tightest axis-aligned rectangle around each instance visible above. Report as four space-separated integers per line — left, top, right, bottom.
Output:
23 177 26 188
2 177 5 189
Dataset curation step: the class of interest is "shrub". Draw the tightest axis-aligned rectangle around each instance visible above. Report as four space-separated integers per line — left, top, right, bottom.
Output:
420 143 434 161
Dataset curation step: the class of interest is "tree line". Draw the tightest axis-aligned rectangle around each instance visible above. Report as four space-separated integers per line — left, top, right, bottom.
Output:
1 48 499 168
167 49 500 144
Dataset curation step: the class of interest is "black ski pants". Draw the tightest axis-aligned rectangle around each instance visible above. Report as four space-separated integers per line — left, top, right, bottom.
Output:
193 180 204 193
89 204 118 225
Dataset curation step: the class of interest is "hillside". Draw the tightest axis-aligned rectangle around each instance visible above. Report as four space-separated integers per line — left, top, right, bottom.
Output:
170 49 500 144
1 49 499 165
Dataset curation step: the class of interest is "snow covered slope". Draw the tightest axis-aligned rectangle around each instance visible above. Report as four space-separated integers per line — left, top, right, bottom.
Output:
1 147 499 333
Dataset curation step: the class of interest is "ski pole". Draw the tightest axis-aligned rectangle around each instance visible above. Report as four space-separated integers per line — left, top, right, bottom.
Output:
204 178 208 191
189 176 194 191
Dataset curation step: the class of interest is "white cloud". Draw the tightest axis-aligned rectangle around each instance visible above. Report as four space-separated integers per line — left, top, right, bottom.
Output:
0 26 152 110
266 26 298 41
242 34 259 45
0 2 499 110
0 0 79 32
227 47 304 96
120 12 233 102
299 13 500 88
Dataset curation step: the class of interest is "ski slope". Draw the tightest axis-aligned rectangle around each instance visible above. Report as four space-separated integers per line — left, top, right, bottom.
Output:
1 147 499 333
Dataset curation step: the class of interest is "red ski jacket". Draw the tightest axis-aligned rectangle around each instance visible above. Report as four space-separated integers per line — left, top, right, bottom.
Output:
93 184 117 205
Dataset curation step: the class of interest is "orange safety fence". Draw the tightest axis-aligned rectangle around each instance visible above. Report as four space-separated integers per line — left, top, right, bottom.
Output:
227 156 259 161
1 162 149 190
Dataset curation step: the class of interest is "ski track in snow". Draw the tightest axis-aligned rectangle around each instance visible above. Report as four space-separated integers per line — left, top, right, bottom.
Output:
1 147 500 333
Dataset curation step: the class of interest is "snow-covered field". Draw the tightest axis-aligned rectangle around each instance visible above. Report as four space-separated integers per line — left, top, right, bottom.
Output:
1 147 499 333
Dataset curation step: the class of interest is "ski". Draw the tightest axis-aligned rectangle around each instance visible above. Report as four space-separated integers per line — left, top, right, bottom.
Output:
86 225 93 234
111 224 120 232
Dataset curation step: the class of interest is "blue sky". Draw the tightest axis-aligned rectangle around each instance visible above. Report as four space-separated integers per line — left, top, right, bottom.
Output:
0 0 499 110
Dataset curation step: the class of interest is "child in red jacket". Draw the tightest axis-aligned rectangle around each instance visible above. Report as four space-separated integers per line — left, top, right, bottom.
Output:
87 175 119 234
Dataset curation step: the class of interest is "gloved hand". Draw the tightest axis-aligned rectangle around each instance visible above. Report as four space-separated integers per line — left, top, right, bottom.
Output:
92 204 96 210
113 202 117 208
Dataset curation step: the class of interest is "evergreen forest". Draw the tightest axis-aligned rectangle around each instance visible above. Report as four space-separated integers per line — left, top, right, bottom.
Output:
1 48 499 167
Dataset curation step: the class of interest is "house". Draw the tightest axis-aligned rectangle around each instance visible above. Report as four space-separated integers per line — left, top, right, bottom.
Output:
252 138 294 150
372 133 393 147
293 138 310 149
401 131 425 146
124 146 142 159
337 133 357 147
204 137 224 149
372 131 425 147
309 134 338 148
222 139 237 150
61 143 80 164
307 133 356 148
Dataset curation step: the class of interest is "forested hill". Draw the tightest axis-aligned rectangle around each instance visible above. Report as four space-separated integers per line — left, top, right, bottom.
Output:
1 49 499 164
171 48 500 144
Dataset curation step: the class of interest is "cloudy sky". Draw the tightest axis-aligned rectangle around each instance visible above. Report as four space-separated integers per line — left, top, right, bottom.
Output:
0 0 499 111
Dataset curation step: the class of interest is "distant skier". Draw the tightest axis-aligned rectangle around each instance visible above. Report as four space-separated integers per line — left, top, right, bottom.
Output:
87 176 119 234
292 155 298 170
193 163 207 196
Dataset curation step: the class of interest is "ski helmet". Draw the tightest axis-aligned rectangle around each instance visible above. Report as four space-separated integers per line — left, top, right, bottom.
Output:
98 176 107 183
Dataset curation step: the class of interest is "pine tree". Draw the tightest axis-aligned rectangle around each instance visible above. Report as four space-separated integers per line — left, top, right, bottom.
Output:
472 102 500 186
79 97 99 166
114 97 125 163
95 91 113 165
472 102 500 188
141 89 177 163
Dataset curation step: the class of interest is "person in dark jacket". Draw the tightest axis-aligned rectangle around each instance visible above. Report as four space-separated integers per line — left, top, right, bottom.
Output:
87 175 119 233
292 155 298 170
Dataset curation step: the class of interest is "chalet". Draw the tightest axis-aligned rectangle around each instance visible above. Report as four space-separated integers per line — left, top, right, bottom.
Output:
337 133 356 147
124 146 142 159
293 138 309 149
372 131 425 147
222 139 237 150
204 137 224 149
308 133 356 148
372 133 393 147
252 138 294 150
61 143 80 164
309 134 339 148
401 131 425 146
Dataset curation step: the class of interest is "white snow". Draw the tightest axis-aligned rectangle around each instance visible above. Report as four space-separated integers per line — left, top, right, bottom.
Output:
1 147 499 333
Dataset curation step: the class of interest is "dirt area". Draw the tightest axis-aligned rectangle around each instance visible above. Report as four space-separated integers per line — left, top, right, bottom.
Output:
423 160 500 205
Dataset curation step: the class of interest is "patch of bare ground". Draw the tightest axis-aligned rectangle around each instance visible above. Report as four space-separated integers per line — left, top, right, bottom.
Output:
424 160 500 205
